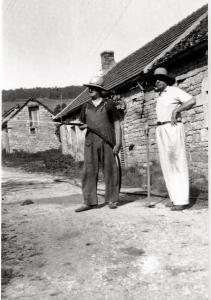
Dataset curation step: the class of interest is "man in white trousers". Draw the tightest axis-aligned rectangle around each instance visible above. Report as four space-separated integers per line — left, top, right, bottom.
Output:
153 68 196 211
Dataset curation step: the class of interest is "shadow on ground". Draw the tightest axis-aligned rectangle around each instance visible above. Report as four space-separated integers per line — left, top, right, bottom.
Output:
2 181 55 193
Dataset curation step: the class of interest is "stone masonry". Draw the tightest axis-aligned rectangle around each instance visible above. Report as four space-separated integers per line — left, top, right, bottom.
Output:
7 101 61 153
121 53 208 194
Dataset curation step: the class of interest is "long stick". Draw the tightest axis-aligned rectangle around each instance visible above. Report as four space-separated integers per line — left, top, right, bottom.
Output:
137 81 151 202
145 123 151 201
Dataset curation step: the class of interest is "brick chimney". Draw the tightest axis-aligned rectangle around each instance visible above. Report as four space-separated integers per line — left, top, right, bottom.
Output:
100 51 115 74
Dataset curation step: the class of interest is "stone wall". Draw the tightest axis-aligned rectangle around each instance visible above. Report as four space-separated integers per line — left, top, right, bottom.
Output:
121 53 208 194
7 101 61 153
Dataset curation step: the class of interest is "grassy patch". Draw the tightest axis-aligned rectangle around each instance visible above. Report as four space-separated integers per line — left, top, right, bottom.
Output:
2 151 165 190
121 161 167 192
2 149 83 179
121 166 145 187
2 151 207 198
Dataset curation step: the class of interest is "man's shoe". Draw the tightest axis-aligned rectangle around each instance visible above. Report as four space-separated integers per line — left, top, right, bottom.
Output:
75 204 98 213
170 205 187 211
108 202 118 209
165 202 174 208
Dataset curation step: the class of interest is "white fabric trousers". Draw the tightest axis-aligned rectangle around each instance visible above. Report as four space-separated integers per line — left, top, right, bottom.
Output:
156 123 189 205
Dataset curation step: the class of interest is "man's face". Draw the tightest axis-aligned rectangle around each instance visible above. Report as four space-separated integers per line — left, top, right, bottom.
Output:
154 78 168 92
88 87 100 99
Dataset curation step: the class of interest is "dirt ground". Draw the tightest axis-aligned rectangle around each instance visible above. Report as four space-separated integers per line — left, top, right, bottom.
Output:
1 167 208 300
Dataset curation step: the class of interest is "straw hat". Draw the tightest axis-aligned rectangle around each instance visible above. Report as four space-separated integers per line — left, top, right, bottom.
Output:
84 75 107 91
153 67 175 85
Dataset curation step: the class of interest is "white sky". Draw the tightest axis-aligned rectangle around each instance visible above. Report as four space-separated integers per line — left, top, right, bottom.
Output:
2 0 207 89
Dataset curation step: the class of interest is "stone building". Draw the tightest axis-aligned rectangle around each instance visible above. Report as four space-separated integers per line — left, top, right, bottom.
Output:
54 5 208 193
2 98 70 153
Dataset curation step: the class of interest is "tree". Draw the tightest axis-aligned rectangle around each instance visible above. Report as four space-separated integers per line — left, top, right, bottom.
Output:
53 103 67 115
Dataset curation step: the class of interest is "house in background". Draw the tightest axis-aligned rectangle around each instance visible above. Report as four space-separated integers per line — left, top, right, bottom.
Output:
54 5 208 193
2 98 71 153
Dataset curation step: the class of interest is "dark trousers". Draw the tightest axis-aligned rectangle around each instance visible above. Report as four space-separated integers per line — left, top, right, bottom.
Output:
82 133 119 205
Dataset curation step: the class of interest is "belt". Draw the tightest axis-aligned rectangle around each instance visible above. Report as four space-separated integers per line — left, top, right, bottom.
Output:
157 121 181 126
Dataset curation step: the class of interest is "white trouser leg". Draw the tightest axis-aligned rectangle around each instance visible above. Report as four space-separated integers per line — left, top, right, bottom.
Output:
156 123 189 205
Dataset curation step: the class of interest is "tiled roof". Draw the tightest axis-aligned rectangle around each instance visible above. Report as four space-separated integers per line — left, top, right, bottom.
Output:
152 15 208 68
2 104 20 118
54 4 207 120
2 106 21 126
2 101 26 115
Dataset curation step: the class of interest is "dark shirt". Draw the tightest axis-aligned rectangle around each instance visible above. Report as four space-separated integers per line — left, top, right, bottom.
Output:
80 99 120 146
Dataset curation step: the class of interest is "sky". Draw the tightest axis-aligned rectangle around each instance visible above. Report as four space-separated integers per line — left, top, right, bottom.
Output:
2 0 208 90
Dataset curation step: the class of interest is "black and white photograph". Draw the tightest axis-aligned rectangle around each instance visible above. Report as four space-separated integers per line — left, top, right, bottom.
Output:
1 0 208 299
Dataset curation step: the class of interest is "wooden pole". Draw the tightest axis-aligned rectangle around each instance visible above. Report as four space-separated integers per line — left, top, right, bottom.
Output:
136 80 151 202
145 122 151 201
60 89 63 124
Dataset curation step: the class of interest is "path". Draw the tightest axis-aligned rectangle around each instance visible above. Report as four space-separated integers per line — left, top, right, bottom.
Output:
2 167 208 300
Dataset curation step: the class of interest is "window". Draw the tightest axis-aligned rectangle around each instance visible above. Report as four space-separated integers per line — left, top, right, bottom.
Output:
28 106 39 134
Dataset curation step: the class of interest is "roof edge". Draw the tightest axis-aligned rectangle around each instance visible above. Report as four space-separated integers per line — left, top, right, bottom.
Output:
143 11 208 74
3 98 55 124
53 88 87 120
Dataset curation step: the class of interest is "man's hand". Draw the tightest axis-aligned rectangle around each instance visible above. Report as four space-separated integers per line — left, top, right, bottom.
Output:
171 98 196 126
79 124 87 130
171 109 178 126
113 144 121 155
114 120 121 155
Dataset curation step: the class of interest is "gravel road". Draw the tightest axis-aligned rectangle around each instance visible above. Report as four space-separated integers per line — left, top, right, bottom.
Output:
2 167 208 300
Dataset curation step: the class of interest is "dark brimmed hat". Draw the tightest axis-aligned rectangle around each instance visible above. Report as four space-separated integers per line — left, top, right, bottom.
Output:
153 67 175 85
84 75 107 91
